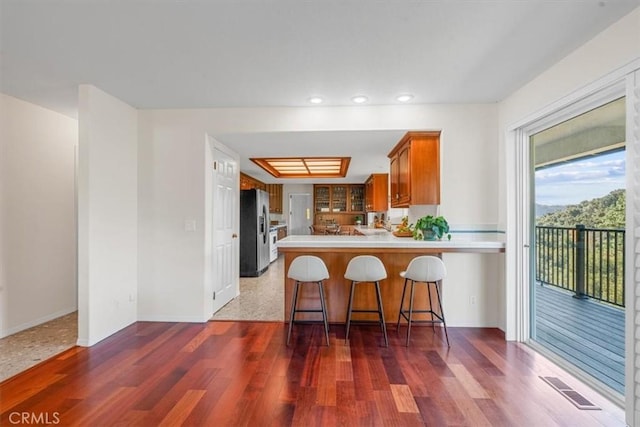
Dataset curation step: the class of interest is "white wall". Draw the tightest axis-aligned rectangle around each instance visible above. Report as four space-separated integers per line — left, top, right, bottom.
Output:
443 253 501 327
138 103 503 326
499 8 640 131
0 94 78 337
77 85 138 346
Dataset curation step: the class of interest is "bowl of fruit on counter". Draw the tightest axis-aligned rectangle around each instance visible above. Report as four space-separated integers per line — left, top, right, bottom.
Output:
392 216 414 237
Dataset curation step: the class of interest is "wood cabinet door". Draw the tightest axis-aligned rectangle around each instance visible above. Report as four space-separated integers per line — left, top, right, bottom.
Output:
314 185 331 213
266 184 283 213
240 172 266 191
412 137 440 204
331 185 347 212
240 173 251 190
390 156 400 207
388 131 440 207
397 145 410 206
349 185 364 212
366 174 388 211
365 177 374 211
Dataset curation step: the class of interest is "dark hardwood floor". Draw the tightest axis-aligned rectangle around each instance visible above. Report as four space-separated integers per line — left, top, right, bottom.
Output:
0 321 624 426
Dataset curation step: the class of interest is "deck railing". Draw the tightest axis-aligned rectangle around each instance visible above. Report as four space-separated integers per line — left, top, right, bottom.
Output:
535 225 625 307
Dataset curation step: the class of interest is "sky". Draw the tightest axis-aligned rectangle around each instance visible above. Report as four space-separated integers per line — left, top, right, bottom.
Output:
535 150 625 206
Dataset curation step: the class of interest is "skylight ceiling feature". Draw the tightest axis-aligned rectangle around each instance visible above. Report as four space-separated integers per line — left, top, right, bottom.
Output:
251 157 351 178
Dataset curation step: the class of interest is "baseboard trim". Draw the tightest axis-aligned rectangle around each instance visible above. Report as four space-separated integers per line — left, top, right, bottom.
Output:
137 314 208 323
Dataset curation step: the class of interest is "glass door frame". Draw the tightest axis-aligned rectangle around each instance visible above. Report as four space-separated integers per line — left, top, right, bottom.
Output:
508 77 628 406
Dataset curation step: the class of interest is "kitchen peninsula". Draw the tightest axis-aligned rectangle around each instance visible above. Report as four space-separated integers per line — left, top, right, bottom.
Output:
278 232 505 323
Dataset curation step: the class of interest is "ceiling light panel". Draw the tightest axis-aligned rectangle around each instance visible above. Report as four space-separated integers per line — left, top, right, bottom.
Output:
251 157 351 178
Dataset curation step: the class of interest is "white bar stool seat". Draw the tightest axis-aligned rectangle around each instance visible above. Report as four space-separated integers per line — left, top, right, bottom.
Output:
344 255 388 347
396 255 450 347
287 255 330 346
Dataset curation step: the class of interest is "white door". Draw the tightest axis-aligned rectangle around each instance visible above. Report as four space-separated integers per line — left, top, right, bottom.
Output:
212 147 239 314
288 193 312 235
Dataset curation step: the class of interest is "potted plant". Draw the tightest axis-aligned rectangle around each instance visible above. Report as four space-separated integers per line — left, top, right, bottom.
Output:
354 215 362 226
413 215 451 240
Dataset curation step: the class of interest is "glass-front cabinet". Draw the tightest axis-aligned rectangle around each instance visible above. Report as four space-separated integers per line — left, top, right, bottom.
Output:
331 185 347 212
313 184 365 226
314 185 331 213
349 185 364 212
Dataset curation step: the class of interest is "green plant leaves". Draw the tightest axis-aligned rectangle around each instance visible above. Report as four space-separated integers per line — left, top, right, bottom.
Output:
412 215 451 240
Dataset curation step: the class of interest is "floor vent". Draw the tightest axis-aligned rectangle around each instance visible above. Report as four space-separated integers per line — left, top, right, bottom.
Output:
539 376 600 410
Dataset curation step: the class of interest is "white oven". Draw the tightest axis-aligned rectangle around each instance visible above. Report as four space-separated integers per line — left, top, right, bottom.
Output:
269 229 278 263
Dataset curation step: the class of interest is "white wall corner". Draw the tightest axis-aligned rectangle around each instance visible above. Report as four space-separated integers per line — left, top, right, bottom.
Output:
77 85 138 346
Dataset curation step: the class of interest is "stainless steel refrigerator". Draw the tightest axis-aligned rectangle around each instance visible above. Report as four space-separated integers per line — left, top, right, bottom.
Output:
240 189 270 277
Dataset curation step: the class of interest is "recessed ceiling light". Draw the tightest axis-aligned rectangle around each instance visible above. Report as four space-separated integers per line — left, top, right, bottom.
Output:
396 94 414 103
308 96 323 104
351 95 368 104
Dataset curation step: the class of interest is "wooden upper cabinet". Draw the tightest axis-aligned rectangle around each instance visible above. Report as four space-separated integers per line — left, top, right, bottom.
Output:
314 185 331 213
266 184 283 214
314 184 365 224
240 172 267 191
349 185 365 212
388 131 440 207
389 156 399 209
240 173 280 212
365 173 388 212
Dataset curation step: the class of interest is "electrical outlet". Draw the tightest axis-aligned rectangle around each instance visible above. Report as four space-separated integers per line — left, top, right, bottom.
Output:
469 296 476 305
185 219 196 232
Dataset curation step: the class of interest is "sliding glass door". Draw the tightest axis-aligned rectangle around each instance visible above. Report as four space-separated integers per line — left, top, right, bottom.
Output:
529 97 626 396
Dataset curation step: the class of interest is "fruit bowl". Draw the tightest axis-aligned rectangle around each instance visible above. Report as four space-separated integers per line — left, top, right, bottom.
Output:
392 231 413 237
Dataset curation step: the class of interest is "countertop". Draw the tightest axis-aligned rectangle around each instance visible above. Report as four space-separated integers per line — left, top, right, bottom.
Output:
277 232 505 251
269 224 288 232
353 226 392 236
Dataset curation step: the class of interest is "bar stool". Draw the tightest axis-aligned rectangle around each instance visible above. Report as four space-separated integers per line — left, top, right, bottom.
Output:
287 255 330 346
344 255 388 347
396 255 450 347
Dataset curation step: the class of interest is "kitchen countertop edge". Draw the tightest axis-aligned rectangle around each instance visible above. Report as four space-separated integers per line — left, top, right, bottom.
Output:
277 234 505 251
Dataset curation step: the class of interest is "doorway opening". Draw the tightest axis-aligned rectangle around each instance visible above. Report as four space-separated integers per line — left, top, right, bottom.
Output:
288 193 312 235
530 96 626 397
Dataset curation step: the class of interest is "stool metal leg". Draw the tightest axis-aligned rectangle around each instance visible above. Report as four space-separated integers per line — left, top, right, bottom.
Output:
345 281 356 341
434 281 450 347
396 278 409 332
287 281 300 345
374 281 388 347
427 282 435 333
318 281 330 346
406 280 416 346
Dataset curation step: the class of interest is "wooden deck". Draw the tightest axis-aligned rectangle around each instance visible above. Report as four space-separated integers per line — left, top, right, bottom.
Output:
534 283 625 395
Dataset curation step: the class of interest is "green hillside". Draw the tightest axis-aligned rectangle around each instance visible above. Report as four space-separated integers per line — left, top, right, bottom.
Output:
536 189 625 228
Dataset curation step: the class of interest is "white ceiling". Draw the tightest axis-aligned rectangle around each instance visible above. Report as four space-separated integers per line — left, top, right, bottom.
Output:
217 129 408 183
2 0 638 182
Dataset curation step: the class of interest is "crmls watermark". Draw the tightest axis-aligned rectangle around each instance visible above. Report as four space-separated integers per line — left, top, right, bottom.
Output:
8 412 60 425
